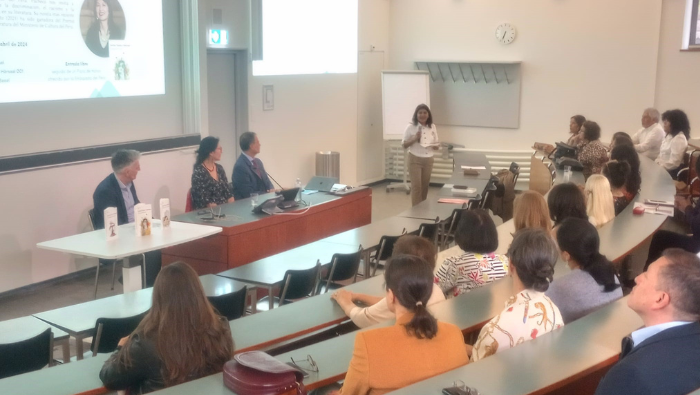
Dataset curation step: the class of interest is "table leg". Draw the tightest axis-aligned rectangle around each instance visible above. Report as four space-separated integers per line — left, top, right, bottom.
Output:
249 287 258 314
61 339 70 364
75 335 85 360
268 286 275 310
122 258 143 294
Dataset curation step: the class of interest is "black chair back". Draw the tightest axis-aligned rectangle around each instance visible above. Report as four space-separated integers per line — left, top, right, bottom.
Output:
0 328 52 379
479 176 499 209
418 222 440 246
279 262 321 305
509 161 521 185
87 208 97 231
91 311 148 355
371 235 404 276
208 286 248 321
323 248 363 292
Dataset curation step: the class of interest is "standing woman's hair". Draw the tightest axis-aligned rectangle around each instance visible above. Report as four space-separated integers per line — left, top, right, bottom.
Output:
547 183 588 226
507 229 558 292
119 262 234 386
662 109 691 139
610 144 641 193
384 254 438 339
602 160 631 190
195 136 220 167
411 104 433 127
556 218 620 292
585 175 615 228
514 191 552 232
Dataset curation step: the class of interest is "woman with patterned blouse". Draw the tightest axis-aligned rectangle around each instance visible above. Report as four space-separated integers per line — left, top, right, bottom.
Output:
577 121 609 180
435 209 508 298
470 228 564 362
191 136 234 210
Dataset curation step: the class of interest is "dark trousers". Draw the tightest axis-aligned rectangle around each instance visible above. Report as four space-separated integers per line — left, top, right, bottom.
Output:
645 230 700 271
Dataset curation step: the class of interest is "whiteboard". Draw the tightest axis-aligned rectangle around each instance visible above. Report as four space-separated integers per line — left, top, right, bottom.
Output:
381 71 430 140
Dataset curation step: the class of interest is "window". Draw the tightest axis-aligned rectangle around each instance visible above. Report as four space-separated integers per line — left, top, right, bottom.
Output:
691 0 700 46
252 0 358 76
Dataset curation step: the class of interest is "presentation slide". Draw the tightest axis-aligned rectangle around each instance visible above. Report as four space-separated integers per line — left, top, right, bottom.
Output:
0 0 164 104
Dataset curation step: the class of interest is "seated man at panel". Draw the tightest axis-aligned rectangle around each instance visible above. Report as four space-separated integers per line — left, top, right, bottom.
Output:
232 132 274 200
631 108 665 160
595 249 700 395
93 149 161 287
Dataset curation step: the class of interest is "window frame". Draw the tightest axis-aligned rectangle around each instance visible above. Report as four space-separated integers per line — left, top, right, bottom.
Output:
691 0 700 47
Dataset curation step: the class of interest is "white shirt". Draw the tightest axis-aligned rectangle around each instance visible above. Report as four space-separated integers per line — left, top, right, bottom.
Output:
632 123 665 160
402 123 439 158
655 133 688 171
115 173 135 223
630 321 693 348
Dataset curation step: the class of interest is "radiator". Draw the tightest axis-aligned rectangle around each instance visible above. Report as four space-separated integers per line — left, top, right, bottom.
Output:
384 141 532 191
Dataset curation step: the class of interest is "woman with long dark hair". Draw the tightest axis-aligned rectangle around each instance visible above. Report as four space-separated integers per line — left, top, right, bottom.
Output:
335 255 468 395
85 0 125 58
602 160 632 215
100 262 234 394
190 136 234 209
547 183 588 228
402 104 440 206
610 143 641 196
656 109 690 179
546 218 622 323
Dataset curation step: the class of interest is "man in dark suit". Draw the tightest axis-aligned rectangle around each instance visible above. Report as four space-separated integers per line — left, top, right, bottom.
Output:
595 248 700 395
232 132 274 200
93 150 161 287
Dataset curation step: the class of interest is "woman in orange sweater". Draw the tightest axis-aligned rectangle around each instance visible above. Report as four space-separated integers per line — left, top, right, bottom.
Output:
333 254 469 395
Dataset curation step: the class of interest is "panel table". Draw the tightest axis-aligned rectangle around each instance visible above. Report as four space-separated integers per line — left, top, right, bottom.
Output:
163 189 372 274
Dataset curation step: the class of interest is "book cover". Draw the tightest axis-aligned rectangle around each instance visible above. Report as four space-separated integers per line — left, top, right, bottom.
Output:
104 207 118 240
160 198 171 228
135 203 152 237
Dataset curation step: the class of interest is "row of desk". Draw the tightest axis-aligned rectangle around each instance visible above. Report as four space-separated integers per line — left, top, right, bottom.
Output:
0 151 676 395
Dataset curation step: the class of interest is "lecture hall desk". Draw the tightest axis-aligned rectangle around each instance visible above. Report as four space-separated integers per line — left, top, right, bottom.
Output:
162 189 372 274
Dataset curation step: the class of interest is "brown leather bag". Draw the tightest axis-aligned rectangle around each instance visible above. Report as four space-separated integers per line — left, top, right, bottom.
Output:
223 351 307 395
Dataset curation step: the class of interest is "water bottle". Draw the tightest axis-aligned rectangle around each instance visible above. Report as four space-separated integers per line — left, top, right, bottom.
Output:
295 178 302 201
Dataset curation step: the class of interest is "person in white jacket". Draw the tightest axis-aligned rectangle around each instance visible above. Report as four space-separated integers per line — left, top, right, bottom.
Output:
655 109 690 179
631 108 665 160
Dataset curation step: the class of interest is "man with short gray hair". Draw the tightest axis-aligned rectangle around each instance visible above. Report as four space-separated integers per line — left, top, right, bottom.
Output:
595 249 700 395
632 108 665 160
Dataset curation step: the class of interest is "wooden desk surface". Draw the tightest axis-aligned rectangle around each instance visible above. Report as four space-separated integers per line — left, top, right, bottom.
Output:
32 275 242 336
0 353 109 395
0 316 69 343
217 241 361 287
319 216 428 249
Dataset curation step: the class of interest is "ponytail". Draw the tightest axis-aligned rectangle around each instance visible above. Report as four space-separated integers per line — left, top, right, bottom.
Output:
385 254 439 339
556 218 620 293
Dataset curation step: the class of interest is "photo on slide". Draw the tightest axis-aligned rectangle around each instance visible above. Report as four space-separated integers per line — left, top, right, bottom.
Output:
80 0 127 58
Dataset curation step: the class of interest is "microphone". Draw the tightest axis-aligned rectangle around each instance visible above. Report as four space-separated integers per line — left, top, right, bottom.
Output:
266 172 285 190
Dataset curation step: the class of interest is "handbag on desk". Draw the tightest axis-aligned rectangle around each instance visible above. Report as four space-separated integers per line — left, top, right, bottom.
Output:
223 351 308 395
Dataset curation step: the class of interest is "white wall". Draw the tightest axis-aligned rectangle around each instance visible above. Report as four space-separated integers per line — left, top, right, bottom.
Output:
0 149 195 293
388 0 663 149
655 0 700 136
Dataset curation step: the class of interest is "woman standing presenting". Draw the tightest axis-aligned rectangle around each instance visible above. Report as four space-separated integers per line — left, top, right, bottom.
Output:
402 104 440 206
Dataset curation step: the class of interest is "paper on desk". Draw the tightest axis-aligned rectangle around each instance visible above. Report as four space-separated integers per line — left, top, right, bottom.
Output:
461 165 486 170
633 202 673 217
438 198 470 205
302 190 319 195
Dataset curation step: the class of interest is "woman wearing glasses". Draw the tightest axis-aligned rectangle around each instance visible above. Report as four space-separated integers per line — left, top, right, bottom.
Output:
330 255 468 395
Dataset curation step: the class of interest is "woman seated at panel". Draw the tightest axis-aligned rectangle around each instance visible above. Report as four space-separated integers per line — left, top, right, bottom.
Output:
546 218 622 323
645 158 700 271
603 160 633 215
514 190 552 232
656 109 690 179
331 235 445 329
332 255 469 395
610 143 641 197
585 175 615 228
577 121 609 179
191 136 235 210
547 183 588 228
567 115 586 146
470 229 563 361
100 262 234 394
434 209 509 298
